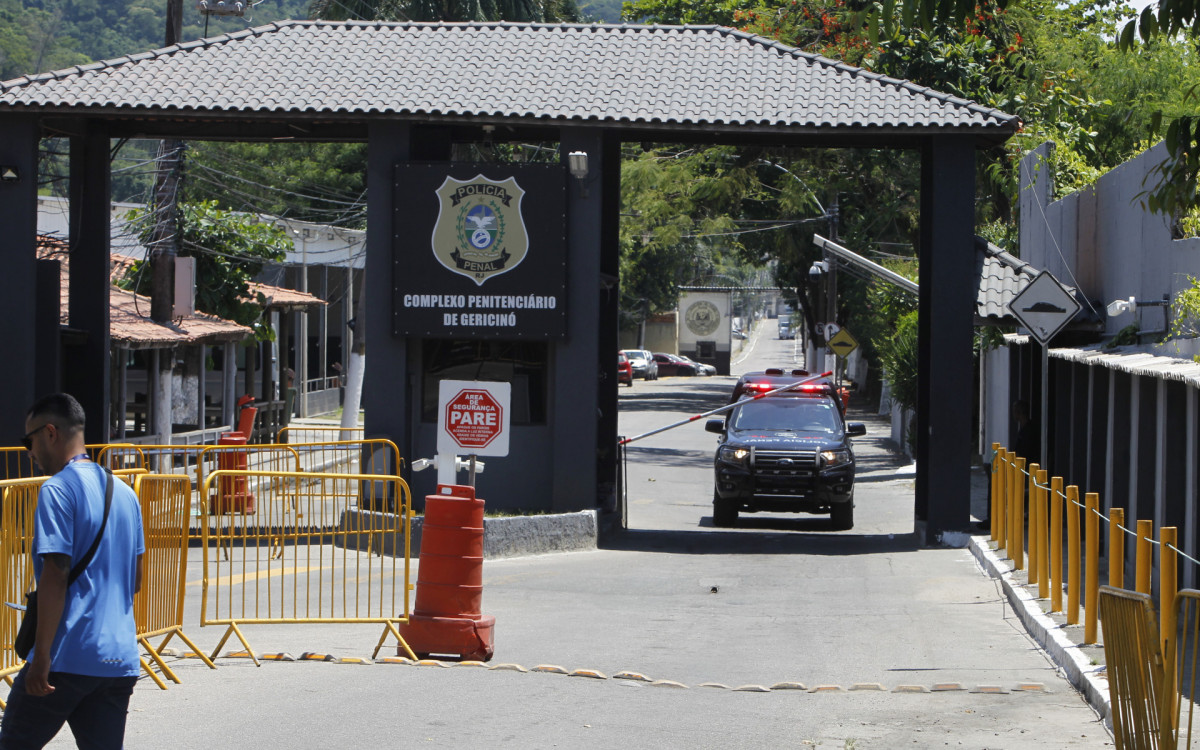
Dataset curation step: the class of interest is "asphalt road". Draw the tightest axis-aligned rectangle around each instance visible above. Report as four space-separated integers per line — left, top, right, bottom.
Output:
34 322 1111 749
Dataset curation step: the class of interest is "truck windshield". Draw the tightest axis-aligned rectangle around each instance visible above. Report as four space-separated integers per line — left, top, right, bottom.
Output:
730 398 842 435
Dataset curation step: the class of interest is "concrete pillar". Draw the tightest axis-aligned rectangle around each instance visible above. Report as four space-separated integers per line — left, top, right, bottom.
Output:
0 117 40 430
66 126 112 442
916 136 976 541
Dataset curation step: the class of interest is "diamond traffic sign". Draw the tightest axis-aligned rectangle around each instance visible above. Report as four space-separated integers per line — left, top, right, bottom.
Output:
827 328 859 358
1008 271 1080 345
437 380 511 456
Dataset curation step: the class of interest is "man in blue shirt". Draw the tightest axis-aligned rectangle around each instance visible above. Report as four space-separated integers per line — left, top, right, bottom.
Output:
0 394 145 750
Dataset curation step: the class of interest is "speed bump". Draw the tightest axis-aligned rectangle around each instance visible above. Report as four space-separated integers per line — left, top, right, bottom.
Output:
649 679 688 689
300 652 333 662
733 685 771 693
770 682 807 691
532 664 569 674
613 671 652 682
489 663 528 673
569 669 607 680
415 659 450 668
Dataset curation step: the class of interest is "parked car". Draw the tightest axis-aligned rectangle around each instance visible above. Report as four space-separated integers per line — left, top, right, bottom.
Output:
778 322 794 340
620 349 658 380
677 354 716 376
617 352 634 387
652 352 699 376
705 387 866 529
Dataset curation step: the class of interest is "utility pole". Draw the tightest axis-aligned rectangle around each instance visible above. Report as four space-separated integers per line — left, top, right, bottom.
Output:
149 0 184 323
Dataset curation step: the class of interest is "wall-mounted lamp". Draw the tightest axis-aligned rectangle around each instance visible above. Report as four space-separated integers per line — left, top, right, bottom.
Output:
0 165 19 183
1107 294 1171 335
568 151 589 197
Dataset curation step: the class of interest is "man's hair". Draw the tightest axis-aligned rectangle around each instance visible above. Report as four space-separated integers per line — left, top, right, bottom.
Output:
27 393 86 434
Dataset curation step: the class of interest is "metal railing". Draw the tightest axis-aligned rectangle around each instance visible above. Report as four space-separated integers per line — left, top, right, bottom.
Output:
199 469 414 665
132 474 217 689
0 478 44 708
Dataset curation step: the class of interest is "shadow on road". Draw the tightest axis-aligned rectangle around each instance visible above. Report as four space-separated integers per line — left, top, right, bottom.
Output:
602 526 920 556
617 381 732 416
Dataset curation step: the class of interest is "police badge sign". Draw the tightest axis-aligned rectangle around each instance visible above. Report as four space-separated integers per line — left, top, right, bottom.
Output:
394 163 567 340
432 175 529 285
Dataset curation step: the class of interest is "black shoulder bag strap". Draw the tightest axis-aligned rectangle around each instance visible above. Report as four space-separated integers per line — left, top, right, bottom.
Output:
67 467 114 586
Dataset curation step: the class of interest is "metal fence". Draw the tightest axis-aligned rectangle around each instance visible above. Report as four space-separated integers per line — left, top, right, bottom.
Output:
199 469 414 665
0 478 43 708
133 474 217 689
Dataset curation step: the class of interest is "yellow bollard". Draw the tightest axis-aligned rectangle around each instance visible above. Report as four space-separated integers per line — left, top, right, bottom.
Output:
1160 526 1178 732
1084 492 1099 644
995 450 1007 548
1110 508 1125 589
1037 470 1049 600
1136 519 1153 595
1160 527 1177 658
1049 476 1063 613
1027 463 1041 583
1066 485 1080 625
1011 458 1026 570
990 444 1001 541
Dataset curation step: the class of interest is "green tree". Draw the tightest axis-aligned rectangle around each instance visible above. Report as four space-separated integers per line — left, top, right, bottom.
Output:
185 141 368 227
118 200 292 339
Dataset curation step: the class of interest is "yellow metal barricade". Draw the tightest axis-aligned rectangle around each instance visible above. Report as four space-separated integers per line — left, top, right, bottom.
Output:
133 474 217 690
268 438 403 478
199 470 413 665
277 426 365 443
0 448 39 481
1167 589 1200 750
0 478 44 708
1101 585 1173 750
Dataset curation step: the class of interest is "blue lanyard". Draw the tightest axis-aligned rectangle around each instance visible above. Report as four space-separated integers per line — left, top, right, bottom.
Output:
65 453 90 466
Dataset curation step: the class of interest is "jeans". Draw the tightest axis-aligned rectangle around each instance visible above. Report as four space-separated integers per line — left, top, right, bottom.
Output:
0 666 136 750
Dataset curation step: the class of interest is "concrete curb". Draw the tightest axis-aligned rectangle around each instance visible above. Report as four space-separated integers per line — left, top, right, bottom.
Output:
968 535 1110 721
339 508 598 559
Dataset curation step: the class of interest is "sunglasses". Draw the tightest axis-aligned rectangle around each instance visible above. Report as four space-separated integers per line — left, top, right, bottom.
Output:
21 423 49 452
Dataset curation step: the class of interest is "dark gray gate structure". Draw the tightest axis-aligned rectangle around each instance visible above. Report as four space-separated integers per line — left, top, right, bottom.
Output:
0 21 1017 542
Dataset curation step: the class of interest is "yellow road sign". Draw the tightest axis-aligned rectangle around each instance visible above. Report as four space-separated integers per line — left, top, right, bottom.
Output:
828 329 858 358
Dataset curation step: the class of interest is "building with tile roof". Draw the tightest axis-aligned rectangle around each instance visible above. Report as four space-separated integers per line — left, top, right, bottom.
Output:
0 21 1018 539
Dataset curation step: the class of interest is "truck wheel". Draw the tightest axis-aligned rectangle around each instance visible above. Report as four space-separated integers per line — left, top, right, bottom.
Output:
831 500 853 530
713 494 738 527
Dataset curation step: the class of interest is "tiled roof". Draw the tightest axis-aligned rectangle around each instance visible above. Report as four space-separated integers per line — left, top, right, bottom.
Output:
245 281 325 311
1050 344 1200 387
976 238 1041 324
37 236 254 348
0 22 1018 136
975 239 1102 331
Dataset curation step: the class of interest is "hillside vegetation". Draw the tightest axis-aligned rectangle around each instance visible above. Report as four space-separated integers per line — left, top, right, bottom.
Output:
0 0 309 80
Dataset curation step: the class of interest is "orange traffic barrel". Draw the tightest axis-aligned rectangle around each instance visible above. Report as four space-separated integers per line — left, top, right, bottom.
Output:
414 484 484 618
397 483 495 661
209 432 255 514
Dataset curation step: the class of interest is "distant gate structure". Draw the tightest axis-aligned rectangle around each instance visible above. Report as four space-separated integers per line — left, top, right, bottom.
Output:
0 22 1018 541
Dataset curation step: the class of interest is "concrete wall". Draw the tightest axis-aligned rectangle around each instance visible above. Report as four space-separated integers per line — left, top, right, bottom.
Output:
1003 142 1200 591
1019 143 1200 337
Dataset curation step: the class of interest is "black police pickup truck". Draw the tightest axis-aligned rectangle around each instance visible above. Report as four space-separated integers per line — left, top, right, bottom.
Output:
706 371 865 529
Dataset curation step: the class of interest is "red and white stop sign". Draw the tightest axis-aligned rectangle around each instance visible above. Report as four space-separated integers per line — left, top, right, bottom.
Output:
444 388 504 450
437 380 511 457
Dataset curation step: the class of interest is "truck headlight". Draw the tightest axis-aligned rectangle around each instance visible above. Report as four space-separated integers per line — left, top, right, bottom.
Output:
718 446 750 467
821 449 851 468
